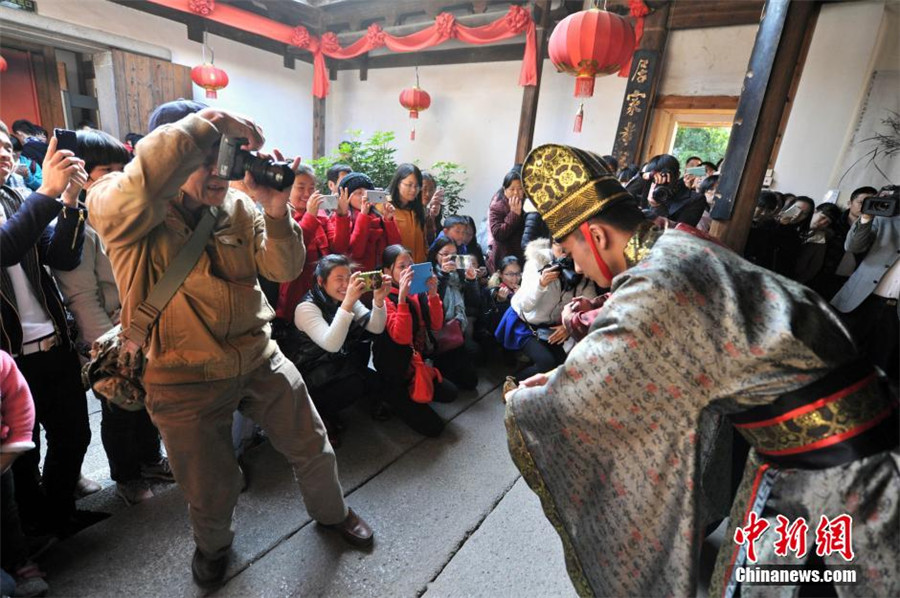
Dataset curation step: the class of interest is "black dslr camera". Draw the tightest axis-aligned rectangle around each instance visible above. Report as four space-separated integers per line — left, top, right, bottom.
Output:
862 185 899 217
216 136 295 191
541 256 581 291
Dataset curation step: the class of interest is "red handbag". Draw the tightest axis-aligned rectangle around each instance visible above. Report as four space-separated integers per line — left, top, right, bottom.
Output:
433 318 464 354
409 349 443 403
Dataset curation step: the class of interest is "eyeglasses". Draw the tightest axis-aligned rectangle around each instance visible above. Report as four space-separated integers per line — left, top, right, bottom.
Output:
400 181 420 190
502 272 522 278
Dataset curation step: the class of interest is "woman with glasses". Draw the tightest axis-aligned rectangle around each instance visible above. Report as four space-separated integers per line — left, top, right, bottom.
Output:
387 163 428 263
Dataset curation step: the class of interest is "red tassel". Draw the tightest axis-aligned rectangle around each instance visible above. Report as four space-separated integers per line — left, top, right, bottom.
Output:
574 76 595 98
410 124 416 141
574 103 584 133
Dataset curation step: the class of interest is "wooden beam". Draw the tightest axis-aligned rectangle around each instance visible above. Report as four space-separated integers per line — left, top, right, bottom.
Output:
333 42 526 70
313 95 326 159
514 0 552 164
668 1 764 30
655 95 740 110
709 0 819 252
610 2 671 167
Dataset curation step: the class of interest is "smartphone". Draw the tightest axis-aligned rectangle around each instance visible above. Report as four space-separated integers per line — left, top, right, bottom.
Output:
358 270 383 293
408 262 434 296
319 194 339 211
450 254 468 269
54 128 78 153
686 166 706 177
780 204 802 219
367 189 388 203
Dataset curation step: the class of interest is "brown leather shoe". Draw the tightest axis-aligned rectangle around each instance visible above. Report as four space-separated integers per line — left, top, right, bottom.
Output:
328 508 374 548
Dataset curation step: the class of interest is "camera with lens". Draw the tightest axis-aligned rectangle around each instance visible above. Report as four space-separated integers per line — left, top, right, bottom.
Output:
861 185 899 217
541 256 580 291
651 184 675 207
216 136 295 191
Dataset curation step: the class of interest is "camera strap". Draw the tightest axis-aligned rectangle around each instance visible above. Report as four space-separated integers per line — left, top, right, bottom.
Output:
579 222 614 283
122 207 218 347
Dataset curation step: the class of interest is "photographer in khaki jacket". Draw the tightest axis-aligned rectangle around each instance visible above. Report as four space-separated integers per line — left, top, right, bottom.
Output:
86 100 373 589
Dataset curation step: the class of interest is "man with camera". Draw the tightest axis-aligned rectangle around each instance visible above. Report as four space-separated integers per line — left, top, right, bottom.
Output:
86 100 373 589
831 185 900 381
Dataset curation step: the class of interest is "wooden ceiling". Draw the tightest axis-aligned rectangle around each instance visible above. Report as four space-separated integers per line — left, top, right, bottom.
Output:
111 0 764 72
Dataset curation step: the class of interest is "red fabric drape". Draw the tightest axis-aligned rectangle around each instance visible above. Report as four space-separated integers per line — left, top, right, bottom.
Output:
310 5 537 98
619 0 650 77
145 1 537 99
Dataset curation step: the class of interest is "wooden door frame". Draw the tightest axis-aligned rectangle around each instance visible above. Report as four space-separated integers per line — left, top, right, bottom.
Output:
643 95 739 162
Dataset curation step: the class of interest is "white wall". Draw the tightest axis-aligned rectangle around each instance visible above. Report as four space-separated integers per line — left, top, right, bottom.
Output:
772 0 887 202
659 24 758 96
30 0 315 159
327 58 627 222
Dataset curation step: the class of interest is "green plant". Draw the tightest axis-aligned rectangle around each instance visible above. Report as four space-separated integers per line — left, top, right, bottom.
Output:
426 161 468 215
310 129 398 190
672 125 731 167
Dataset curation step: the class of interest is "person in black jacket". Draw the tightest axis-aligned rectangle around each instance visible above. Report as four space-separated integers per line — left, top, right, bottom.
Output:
293 255 390 447
520 209 550 249
0 124 103 537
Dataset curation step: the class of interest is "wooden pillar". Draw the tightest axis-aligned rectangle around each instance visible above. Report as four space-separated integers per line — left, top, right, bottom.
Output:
514 0 552 165
610 3 670 167
710 0 819 252
313 95 326 159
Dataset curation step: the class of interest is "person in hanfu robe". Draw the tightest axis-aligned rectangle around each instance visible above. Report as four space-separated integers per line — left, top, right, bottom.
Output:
504 143 899 598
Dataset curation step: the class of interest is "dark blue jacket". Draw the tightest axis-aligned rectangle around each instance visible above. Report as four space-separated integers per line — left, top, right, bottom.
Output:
0 186 86 353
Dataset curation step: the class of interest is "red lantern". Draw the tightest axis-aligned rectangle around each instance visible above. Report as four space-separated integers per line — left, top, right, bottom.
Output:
191 63 229 99
548 9 636 98
0 55 7 73
399 86 431 141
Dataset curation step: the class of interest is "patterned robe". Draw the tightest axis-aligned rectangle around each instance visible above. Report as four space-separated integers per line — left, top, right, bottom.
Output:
506 222 899 597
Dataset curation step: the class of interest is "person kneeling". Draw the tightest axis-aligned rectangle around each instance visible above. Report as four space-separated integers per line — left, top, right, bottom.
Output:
374 245 458 437
294 255 389 447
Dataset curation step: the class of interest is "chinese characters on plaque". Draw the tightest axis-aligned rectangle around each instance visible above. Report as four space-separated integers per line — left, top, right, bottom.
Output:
611 50 659 169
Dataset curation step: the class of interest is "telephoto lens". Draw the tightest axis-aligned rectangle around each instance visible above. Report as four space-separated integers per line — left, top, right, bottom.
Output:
247 158 295 191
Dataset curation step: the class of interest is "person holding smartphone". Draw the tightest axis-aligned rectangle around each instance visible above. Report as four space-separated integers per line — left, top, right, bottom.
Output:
293 255 390 447
276 164 351 325
331 172 401 272
428 237 479 390
374 245 458 437
387 163 429 262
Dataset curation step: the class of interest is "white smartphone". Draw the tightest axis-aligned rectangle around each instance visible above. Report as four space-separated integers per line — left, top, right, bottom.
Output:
367 189 388 203
319 194 339 211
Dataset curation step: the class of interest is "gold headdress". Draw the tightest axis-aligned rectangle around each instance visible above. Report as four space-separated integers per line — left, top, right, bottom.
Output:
522 144 631 239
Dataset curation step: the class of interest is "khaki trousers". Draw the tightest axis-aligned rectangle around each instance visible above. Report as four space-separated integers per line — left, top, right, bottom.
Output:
145 350 348 557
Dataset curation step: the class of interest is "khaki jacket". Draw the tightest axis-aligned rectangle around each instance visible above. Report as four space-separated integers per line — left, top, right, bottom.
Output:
86 114 305 384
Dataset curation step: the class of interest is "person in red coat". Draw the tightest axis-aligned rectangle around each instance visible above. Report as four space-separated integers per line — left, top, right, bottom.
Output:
330 172 401 272
275 164 351 321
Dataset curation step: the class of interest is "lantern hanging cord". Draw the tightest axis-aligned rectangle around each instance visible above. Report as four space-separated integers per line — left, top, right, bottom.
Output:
415 65 420 88
201 30 214 64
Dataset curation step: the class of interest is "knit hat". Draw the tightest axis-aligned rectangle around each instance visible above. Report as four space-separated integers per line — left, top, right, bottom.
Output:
147 99 208 132
338 172 375 196
522 144 631 239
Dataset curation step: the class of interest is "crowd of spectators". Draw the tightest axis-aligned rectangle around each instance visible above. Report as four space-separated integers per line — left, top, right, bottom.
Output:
1 108 896 596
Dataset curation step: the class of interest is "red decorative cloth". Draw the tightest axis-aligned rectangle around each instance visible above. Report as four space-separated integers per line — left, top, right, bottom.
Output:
151 0 536 99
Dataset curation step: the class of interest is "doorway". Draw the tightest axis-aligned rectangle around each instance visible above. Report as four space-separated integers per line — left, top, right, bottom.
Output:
644 95 738 168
